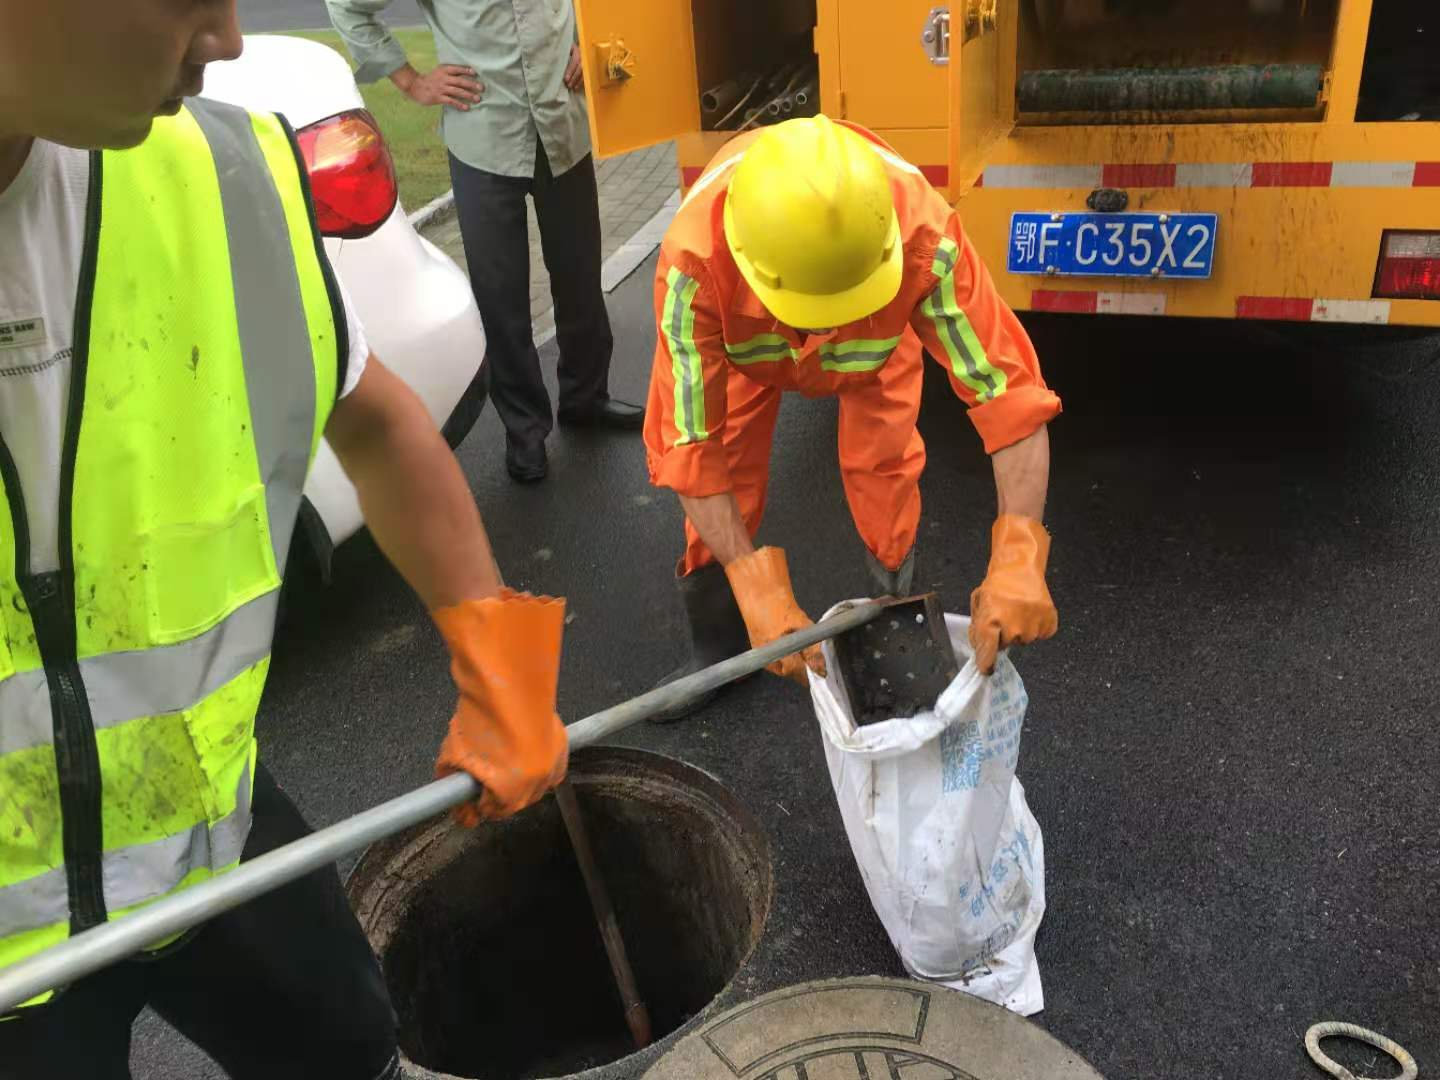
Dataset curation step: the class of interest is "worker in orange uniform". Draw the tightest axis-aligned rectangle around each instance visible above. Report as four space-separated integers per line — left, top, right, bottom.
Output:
645 115 1061 719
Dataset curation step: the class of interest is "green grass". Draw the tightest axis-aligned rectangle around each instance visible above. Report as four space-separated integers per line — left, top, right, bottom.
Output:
286 28 452 209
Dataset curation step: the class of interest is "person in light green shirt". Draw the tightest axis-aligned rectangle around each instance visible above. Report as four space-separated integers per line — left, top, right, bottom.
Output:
328 0 645 483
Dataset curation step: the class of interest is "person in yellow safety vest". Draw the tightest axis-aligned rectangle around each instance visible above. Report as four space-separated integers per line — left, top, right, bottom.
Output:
0 3 567 1077
644 117 1062 718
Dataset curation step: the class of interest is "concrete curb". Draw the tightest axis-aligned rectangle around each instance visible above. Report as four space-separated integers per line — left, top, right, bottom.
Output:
600 189 682 293
407 188 456 231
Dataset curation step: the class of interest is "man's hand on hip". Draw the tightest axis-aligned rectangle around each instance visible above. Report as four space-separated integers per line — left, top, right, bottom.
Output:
969 515 1057 675
564 45 584 92
391 63 484 110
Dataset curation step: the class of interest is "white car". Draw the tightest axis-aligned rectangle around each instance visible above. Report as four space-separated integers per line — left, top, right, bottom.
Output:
202 35 487 572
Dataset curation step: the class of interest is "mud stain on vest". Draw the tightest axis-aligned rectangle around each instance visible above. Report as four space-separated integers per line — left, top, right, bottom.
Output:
72 562 145 655
103 375 138 412
189 346 200 375
0 752 66 855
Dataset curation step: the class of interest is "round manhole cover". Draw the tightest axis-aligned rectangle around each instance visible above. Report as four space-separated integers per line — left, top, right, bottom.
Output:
643 977 1104 1080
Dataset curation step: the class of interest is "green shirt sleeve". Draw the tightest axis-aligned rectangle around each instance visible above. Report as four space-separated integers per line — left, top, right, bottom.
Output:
324 0 411 83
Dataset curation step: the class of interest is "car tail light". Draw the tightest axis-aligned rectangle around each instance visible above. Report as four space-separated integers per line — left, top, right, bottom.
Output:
1373 231 1440 300
295 110 398 240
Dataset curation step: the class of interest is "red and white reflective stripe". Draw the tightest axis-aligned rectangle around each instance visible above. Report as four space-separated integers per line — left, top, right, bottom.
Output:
682 158 1440 191
976 161 1440 189
981 165 1104 190
1236 296 1392 324
1329 162 1422 187
1035 291 1392 322
1173 163 1252 188
1032 289 1167 315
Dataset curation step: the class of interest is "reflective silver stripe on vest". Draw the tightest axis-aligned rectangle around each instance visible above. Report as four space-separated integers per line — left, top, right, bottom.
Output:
81 590 278 738
0 591 277 758
0 670 53 758
0 862 66 943
0 765 252 940
187 97 318 575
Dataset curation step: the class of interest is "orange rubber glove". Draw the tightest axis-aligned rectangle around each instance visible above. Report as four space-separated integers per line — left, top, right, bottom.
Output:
724 547 826 685
433 590 569 825
969 515 1058 676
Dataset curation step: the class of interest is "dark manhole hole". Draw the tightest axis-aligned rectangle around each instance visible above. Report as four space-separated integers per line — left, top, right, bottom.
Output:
347 747 774 1080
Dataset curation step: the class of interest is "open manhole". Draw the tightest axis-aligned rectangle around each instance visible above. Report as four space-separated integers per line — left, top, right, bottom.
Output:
347 747 774 1080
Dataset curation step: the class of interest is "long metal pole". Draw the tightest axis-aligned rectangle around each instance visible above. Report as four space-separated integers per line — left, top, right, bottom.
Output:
554 780 653 1049
0 602 880 1013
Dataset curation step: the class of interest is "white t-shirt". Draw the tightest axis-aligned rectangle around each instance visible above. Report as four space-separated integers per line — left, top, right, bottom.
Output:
0 139 368 574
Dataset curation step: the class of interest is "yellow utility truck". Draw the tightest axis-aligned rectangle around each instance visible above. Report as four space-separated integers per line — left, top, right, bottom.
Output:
575 0 1439 326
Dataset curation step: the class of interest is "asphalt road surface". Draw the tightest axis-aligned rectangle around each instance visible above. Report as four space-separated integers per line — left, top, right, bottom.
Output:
130 253 1439 1079
241 0 425 32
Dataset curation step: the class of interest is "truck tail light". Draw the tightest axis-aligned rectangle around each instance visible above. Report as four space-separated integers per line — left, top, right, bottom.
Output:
1373 231 1440 300
295 110 398 240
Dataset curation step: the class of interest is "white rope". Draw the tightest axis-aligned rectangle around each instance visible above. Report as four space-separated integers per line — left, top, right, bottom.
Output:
1305 1022 1418 1080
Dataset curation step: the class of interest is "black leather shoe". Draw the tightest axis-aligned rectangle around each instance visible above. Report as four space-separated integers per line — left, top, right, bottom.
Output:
505 438 548 483
557 397 645 431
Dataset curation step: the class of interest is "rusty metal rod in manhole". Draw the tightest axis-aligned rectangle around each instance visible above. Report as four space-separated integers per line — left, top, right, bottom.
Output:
555 779 653 1050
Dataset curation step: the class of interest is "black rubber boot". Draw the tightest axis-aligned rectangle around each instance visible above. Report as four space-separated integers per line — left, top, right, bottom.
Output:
649 562 753 723
866 547 916 598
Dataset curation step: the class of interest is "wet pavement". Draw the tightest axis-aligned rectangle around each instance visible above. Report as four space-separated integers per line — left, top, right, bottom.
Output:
132 252 1439 1078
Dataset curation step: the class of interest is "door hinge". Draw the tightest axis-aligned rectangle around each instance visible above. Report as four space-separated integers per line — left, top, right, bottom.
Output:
921 1 998 65
920 7 950 65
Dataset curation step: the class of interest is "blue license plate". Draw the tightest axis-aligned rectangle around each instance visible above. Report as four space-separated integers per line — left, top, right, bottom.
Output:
1006 211 1218 279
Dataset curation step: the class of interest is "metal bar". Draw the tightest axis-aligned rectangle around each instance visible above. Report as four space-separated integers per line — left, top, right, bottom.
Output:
555 780 652 1049
1017 63 1324 113
0 602 880 1013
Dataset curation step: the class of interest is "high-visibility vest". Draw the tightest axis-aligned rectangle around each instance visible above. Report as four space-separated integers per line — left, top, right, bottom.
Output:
0 98 344 1006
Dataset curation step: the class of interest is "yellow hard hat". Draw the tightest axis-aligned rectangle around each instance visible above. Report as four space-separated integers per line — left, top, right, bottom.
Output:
724 115 902 329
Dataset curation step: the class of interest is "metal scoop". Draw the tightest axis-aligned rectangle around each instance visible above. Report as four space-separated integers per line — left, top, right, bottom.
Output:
831 594 959 727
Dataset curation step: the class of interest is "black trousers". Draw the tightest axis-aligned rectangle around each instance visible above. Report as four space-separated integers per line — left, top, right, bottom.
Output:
449 140 614 448
0 766 399 1080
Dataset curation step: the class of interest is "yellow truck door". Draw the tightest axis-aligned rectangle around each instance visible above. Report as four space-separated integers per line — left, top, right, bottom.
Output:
824 1 947 132
948 0 1018 197
573 0 701 157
